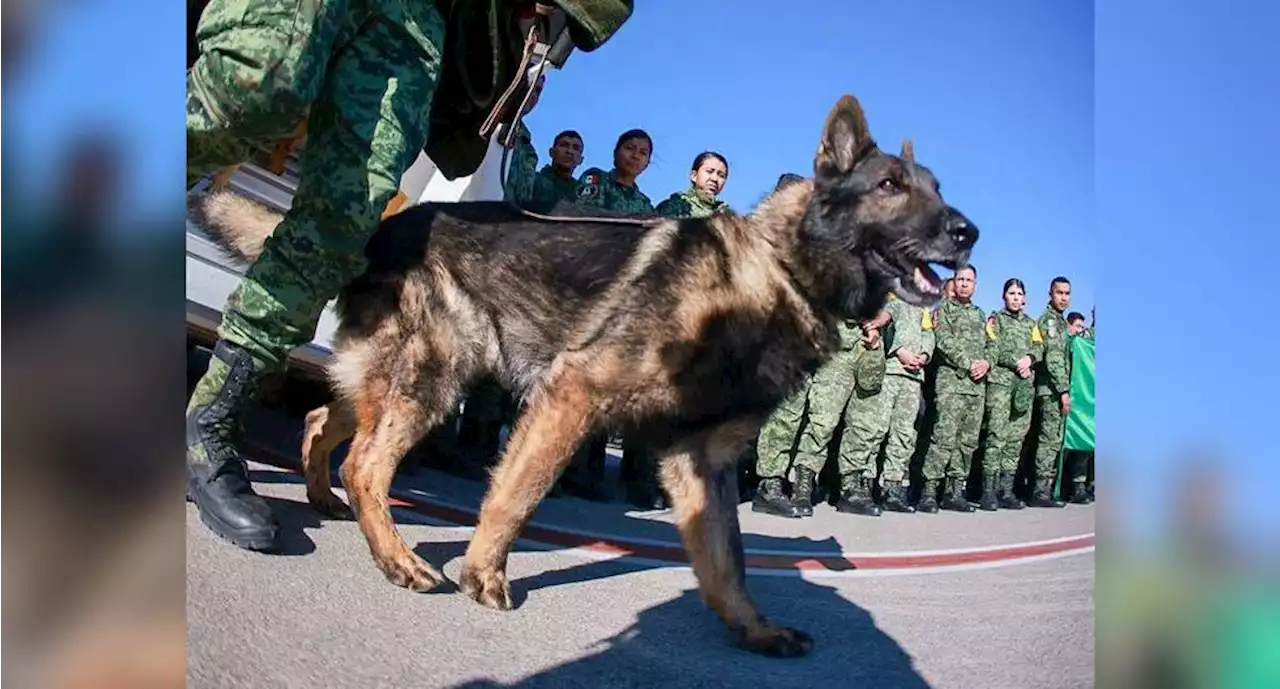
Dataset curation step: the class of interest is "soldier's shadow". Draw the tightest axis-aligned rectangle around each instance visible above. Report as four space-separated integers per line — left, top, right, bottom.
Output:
444 555 931 689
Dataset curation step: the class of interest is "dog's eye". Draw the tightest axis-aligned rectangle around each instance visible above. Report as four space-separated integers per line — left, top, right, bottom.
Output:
878 178 901 193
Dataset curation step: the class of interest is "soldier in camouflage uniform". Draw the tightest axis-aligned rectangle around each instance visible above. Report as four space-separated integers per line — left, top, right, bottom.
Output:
920 265 989 513
1028 277 1073 508
654 151 734 217
840 293 936 514
575 129 656 213
752 314 890 518
184 0 634 550
979 278 1041 511
529 130 585 206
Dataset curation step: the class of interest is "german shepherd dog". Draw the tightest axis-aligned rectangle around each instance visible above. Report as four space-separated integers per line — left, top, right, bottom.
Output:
191 94 977 657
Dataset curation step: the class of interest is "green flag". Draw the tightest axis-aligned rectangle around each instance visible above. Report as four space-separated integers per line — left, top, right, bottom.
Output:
1064 335 1095 451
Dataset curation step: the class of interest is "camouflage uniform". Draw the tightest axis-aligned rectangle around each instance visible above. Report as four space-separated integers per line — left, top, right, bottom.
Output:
1029 304 1072 507
653 186 733 217
751 322 884 517
184 0 633 550
575 167 654 213
503 122 539 204
979 309 1042 510
529 165 582 206
841 295 935 512
921 298 987 512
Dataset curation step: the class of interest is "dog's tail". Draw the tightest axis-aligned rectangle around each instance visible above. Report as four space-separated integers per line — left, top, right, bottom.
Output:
187 188 285 264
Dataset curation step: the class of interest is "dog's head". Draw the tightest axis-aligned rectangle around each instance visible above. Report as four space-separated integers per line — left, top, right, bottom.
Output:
801 95 977 317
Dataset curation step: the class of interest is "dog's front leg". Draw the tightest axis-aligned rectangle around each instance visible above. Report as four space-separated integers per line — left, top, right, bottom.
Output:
460 370 593 610
659 420 814 658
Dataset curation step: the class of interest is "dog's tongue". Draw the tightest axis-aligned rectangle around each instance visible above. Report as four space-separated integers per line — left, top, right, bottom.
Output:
912 265 941 295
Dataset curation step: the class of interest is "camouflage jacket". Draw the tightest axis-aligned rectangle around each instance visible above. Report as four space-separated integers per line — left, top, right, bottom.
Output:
529 165 581 206
984 309 1042 388
1034 305 1072 397
502 123 538 203
932 298 988 396
654 186 732 218
883 294 936 382
575 167 654 213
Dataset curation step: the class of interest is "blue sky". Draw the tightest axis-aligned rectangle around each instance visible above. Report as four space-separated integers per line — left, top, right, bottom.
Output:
7 0 1278 541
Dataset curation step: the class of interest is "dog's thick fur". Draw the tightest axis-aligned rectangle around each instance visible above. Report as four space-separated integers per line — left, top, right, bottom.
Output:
191 95 977 658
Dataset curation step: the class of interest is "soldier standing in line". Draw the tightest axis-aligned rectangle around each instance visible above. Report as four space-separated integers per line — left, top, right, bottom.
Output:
530 130 586 205
919 265 988 514
1028 276 1073 508
979 278 1042 511
839 292 935 513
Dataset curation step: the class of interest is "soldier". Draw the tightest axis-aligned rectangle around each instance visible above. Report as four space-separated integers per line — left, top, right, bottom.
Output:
979 278 1041 510
575 129 656 213
654 151 734 217
530 130 586 205
840 292 936 513
185 0 634 550
919 265 988 513
1029 276 1073 508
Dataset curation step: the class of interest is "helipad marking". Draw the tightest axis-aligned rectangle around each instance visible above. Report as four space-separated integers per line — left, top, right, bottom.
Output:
244 447 1094 576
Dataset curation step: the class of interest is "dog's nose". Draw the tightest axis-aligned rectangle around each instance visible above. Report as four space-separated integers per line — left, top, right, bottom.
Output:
944 210 978 250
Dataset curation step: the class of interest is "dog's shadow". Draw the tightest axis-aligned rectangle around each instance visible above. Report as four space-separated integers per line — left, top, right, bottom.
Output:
436 552 932 689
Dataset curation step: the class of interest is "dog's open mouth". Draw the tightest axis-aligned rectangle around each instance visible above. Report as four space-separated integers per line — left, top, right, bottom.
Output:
866 250 955 307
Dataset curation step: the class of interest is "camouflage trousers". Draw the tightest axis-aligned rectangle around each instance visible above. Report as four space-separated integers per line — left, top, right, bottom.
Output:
841 375 922 485
186 0 445 407
1032 394 1065 480
981 383 1033 475
754 380 808 479
922 391 985 480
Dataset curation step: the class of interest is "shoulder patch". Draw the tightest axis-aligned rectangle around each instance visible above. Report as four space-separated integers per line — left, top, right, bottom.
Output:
1031 324 1044 344
921 309 933 330
985 315 998 340
577 179 599 199
1048 319 1058 338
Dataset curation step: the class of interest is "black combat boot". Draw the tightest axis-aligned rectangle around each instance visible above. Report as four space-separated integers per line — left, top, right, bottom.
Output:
916 479 941 513
1028 476 1066 508
1067 480 1092 505
186 340 279 551
997 471 1026 510
835 472 882 517
751 477 801 518
790 466 817 517
881 481 916 513
939 476 975 512
977 473 999 512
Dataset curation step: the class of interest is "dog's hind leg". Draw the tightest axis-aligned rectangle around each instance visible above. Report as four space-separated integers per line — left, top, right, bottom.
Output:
658 417 814 658
300 400 356 519
459 366 595 610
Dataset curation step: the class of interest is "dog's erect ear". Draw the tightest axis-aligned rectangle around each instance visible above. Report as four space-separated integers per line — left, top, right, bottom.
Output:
900 139 915 166
815 95 875 177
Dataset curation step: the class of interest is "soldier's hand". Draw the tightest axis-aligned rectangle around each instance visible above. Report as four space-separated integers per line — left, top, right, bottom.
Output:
896 348 917 366
1060 392 1071 415
1015 356 1033 378
861 329 881 348
970 359 991 380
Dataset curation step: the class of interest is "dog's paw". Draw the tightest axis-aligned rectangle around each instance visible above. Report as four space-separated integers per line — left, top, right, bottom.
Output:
459 564 513 611
376 548 449 593
737 623 814 658
307 490 352 520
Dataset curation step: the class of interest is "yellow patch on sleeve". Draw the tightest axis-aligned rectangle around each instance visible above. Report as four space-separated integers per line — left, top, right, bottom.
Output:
985 316 998 340
1031 324 1044 344
921 310 933 330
